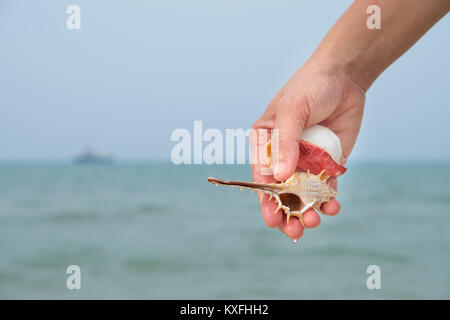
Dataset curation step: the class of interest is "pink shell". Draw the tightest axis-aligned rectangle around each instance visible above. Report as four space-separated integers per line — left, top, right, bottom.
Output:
297 141 347 177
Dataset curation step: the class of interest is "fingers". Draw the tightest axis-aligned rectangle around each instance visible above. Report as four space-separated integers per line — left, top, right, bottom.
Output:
261 202 321 242
276 210 321 240
259 192 338 239
258 193 283 228
278 215 304 240
320 199 341 216
259 190 322 233
250 129 284 229
320 177 341 216
251 123 341 240
301 210 321 228
273 98 309 181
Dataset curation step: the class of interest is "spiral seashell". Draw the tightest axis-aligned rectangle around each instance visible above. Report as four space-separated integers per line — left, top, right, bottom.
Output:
208 170 336 225
207 125 346 226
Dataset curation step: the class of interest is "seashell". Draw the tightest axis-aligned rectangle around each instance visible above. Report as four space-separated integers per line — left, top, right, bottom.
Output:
267 125 347 177
207 125 346 225
208 170 336 225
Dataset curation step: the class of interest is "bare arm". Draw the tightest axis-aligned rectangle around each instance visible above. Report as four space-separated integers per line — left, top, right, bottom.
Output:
314 0 450 91
251 0 449 240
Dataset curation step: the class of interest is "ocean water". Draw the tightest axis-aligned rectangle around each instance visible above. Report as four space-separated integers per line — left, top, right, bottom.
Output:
0 163 449 299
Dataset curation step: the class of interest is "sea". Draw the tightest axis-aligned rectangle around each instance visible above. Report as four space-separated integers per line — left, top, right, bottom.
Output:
0 163 449 299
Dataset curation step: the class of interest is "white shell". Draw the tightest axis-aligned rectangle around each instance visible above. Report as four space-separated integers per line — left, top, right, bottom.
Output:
301 125 344 164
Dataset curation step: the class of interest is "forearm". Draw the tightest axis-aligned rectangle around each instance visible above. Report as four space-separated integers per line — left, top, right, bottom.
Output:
311 0 449 91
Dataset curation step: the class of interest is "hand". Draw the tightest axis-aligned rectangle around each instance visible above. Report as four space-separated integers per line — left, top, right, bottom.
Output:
250 59 365 240
249 0 447 240
250 0 450 239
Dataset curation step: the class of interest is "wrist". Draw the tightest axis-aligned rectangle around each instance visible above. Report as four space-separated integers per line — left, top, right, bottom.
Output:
308 48 374 93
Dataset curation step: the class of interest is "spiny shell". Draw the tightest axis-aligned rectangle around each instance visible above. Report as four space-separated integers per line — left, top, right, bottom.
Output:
208 170 337 225
208 125 345 227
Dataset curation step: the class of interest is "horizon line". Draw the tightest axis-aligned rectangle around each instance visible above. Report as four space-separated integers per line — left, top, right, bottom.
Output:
0 158 450 165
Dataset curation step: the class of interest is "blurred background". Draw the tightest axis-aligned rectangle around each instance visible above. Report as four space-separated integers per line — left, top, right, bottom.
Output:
0 0 449 299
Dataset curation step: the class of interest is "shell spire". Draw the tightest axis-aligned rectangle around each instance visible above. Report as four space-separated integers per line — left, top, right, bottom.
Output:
207 170 337 225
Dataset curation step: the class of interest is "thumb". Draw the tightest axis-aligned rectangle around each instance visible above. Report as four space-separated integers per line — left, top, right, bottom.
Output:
273 102 308 181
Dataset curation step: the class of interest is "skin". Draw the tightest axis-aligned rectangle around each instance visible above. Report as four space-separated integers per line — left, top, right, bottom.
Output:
251 0 449 240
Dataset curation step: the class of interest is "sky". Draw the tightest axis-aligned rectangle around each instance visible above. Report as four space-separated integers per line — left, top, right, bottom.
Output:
0 0 449 162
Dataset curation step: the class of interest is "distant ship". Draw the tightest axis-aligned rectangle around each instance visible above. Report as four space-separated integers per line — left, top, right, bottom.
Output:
73 148 114 165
